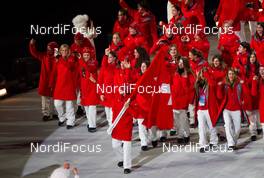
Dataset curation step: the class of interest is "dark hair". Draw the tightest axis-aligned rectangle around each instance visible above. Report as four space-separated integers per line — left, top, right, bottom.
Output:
135 46 150 68
240 41 251 54
137 0 149 10
246 51 260 77
172 4 183 16
139 60 150 75
119 8 128 17
211 54 226 69
109 51 118 59
255 22 264 39
190 48 204 59
178 57 193 74
257 22 264 30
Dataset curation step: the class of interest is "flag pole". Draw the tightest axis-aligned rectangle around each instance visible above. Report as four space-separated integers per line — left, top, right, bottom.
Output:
107 98 130 135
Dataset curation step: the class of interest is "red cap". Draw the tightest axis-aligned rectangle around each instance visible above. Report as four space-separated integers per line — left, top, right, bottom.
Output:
47 42 58 49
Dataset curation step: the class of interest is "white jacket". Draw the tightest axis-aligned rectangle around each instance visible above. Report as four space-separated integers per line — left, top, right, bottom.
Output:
49 167 79 178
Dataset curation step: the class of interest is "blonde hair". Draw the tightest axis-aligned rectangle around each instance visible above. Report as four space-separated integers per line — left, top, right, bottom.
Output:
59 44 70 51
225 68 238 87
59 44 71 58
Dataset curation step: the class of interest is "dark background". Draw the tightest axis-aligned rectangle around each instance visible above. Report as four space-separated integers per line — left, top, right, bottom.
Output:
0 0 219 83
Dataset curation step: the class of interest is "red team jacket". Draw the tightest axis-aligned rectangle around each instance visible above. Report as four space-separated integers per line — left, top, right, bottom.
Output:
172 73 195 110
78 58 99 106
259 1 264 21
97 62 117 107
123 33 149 55
250 34 264 65
215 0 241 31
187 38 210 59
218 33 240 67
217 81 245 119
240 0 260 21
70 38 94 55
181 0 206 27
113 18 133 40
194 72 221 127
119 0 158 48
251 77 264 122
111 68 134 141
50 56 78 101
29 43 56 97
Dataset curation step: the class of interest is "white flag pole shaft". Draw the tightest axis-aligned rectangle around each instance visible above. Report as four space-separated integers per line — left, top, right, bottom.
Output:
107 98 130 135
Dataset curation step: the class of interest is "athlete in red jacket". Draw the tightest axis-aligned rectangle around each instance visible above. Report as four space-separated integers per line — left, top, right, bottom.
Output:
218 23 240 67
130 46 150 71
70 32 94 55
239 0 260 41
50 44 78 129
189 48 208 76
113 8 133 40
111 60 134 174
119 0 158 48
187 32 210 59
195 69 220 152
258 0 264 21
102 33 125 68
251 65 264 136
232 42 251 80
214 0 242 34
70 32 95 116
98 51 118 126
217 69 246 150
181 0 206 27
129 60 150 150
241 52 261 140
29 39 58 121
123 22 149 56
171 57 195 144
150 24 179 56
250 23 264 65
207 55 228 140
167 4 187 27
79 47 99 133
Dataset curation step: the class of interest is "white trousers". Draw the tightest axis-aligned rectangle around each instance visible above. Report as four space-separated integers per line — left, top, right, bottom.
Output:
173 109 190 138
223 109 241 147
159 130 168 138
149 126 158 141
41 96 54 116
188 104 195 124
137 119 148 146
247 110 261 136
76 90 81 106
84 106 97 128
105 107 113 126
54 100 76 126
167 0 173 23
240 21 257 42
197 110 218 148
112 138 132 169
